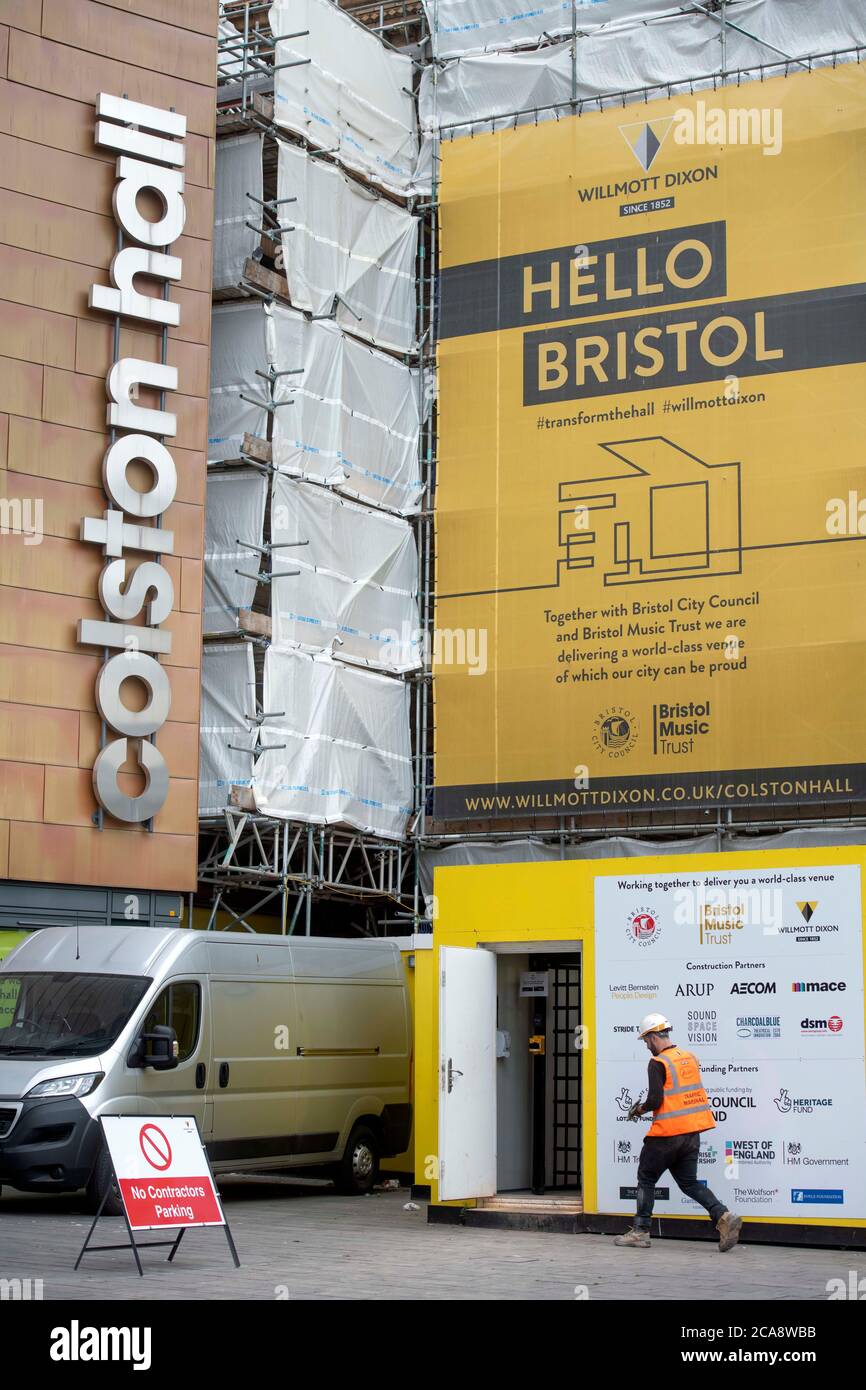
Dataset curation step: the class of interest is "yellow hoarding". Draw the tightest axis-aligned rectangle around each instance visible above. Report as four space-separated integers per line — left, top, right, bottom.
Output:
434 65 866 819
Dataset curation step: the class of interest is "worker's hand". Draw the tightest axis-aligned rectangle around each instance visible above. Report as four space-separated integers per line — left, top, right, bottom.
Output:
627 1101 643 1121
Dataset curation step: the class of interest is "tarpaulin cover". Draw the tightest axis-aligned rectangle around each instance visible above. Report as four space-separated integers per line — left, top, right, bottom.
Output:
204 469 268 634
270 475 420 671
420 0 866 136
269 301 424 513
209 301 270 462
199 641 257 816
269 0 424 195
213 132 263 292
277 139 418 353
424 0 680 60
253 645 413 838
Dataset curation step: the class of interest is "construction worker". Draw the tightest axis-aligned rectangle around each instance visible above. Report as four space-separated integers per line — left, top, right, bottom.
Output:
614 1012 743 1252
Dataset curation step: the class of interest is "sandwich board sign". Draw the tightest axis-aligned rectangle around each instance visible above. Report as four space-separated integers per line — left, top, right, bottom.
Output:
74 1116 240 1276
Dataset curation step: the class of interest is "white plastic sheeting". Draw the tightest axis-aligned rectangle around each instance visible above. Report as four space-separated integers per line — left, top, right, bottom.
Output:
269 302 424 514
209 301 270 462
218 11 245 76
420 0 866 136
277 140 418 353
213 132 263 292
270 476 420 672
424 0 681 60
204 469 268 634
269 0 424 196
199 642 257 816
253 645 413 838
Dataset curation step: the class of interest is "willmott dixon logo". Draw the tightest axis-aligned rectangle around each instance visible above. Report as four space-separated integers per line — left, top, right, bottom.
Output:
619 118 674 171
797 901 818 923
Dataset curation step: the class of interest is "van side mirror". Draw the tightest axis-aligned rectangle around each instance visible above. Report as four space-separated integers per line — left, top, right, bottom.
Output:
130 1024 179 1071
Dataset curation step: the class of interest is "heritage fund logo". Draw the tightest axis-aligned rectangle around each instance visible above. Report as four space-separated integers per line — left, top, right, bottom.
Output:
593 706 639 758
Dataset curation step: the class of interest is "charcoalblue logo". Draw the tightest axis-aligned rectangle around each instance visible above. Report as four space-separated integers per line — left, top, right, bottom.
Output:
736 1015 780 1039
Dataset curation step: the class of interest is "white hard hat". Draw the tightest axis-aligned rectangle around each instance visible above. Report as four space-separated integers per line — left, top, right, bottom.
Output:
638 1012 672 1039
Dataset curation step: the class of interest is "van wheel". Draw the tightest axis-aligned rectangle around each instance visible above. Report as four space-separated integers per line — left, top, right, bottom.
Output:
336 1124 379 1195
85 1143 124 1216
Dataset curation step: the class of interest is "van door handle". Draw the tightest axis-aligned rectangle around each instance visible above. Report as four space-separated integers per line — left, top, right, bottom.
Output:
195 1063 206 1090
219 1062 230 1088
447 1059 463 1093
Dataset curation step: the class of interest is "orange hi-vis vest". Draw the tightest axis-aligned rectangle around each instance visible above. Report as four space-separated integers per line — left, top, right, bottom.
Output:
647 1046 716 1138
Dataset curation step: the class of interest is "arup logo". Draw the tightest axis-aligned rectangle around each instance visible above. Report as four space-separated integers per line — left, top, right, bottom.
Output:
619 118 674 172
797 901 818 922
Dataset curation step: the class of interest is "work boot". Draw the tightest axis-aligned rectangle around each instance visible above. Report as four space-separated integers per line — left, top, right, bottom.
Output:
717 1211 743 1253
614 1227 651 1248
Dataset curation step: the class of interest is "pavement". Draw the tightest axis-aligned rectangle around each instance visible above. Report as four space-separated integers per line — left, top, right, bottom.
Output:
1 1176 864 1300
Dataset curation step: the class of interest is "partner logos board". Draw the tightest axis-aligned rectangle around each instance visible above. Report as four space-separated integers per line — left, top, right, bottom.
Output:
595 865 866 1218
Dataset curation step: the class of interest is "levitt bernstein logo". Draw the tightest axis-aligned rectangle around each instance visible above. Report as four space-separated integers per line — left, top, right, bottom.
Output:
79 94 188 823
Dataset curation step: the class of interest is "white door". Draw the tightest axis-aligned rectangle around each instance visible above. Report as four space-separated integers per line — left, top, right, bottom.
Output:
438 946 497 1200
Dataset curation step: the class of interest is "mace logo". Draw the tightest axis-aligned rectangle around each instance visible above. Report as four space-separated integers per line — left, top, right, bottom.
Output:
792 980 846 993
619 118 674 172
797 900 818 922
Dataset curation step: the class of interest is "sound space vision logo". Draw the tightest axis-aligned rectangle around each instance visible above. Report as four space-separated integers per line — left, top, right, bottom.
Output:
625 907 661 949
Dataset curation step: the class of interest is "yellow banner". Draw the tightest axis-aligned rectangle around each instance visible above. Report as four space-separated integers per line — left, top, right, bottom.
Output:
433 65 866 819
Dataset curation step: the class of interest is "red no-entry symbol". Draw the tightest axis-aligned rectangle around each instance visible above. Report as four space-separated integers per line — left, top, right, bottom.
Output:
139 1123 173 1171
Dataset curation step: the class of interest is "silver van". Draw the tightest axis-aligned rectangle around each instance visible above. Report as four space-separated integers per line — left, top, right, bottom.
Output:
0 926 411 1211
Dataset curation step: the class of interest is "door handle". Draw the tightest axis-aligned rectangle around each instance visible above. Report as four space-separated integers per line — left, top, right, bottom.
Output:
195 1062 206 1090
447 1059 463 1093
218 1061 230 1088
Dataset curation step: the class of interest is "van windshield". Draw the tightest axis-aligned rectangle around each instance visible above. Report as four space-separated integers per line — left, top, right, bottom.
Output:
0 973 151 1058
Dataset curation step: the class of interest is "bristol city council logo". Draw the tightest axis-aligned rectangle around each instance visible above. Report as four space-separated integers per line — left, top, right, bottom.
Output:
626 907 662 949
593 707 639 758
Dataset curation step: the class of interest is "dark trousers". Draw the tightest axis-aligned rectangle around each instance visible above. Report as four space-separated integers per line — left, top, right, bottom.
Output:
634 1132 727 1230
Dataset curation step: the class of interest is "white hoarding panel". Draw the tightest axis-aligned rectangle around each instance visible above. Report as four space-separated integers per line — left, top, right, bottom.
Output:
254 646 413 839
277 140 417 354
271 476 420 671
269 302 424 514
199 642 257 816
213 132 263 292
209 301 270 462
270 0 423 196
204 469 268 633
595 864 866 1220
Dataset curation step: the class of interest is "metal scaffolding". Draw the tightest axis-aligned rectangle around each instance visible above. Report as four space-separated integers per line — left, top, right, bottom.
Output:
201 1 436 936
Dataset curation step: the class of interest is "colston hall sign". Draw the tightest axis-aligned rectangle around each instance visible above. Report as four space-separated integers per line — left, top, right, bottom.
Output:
79 94 187 823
